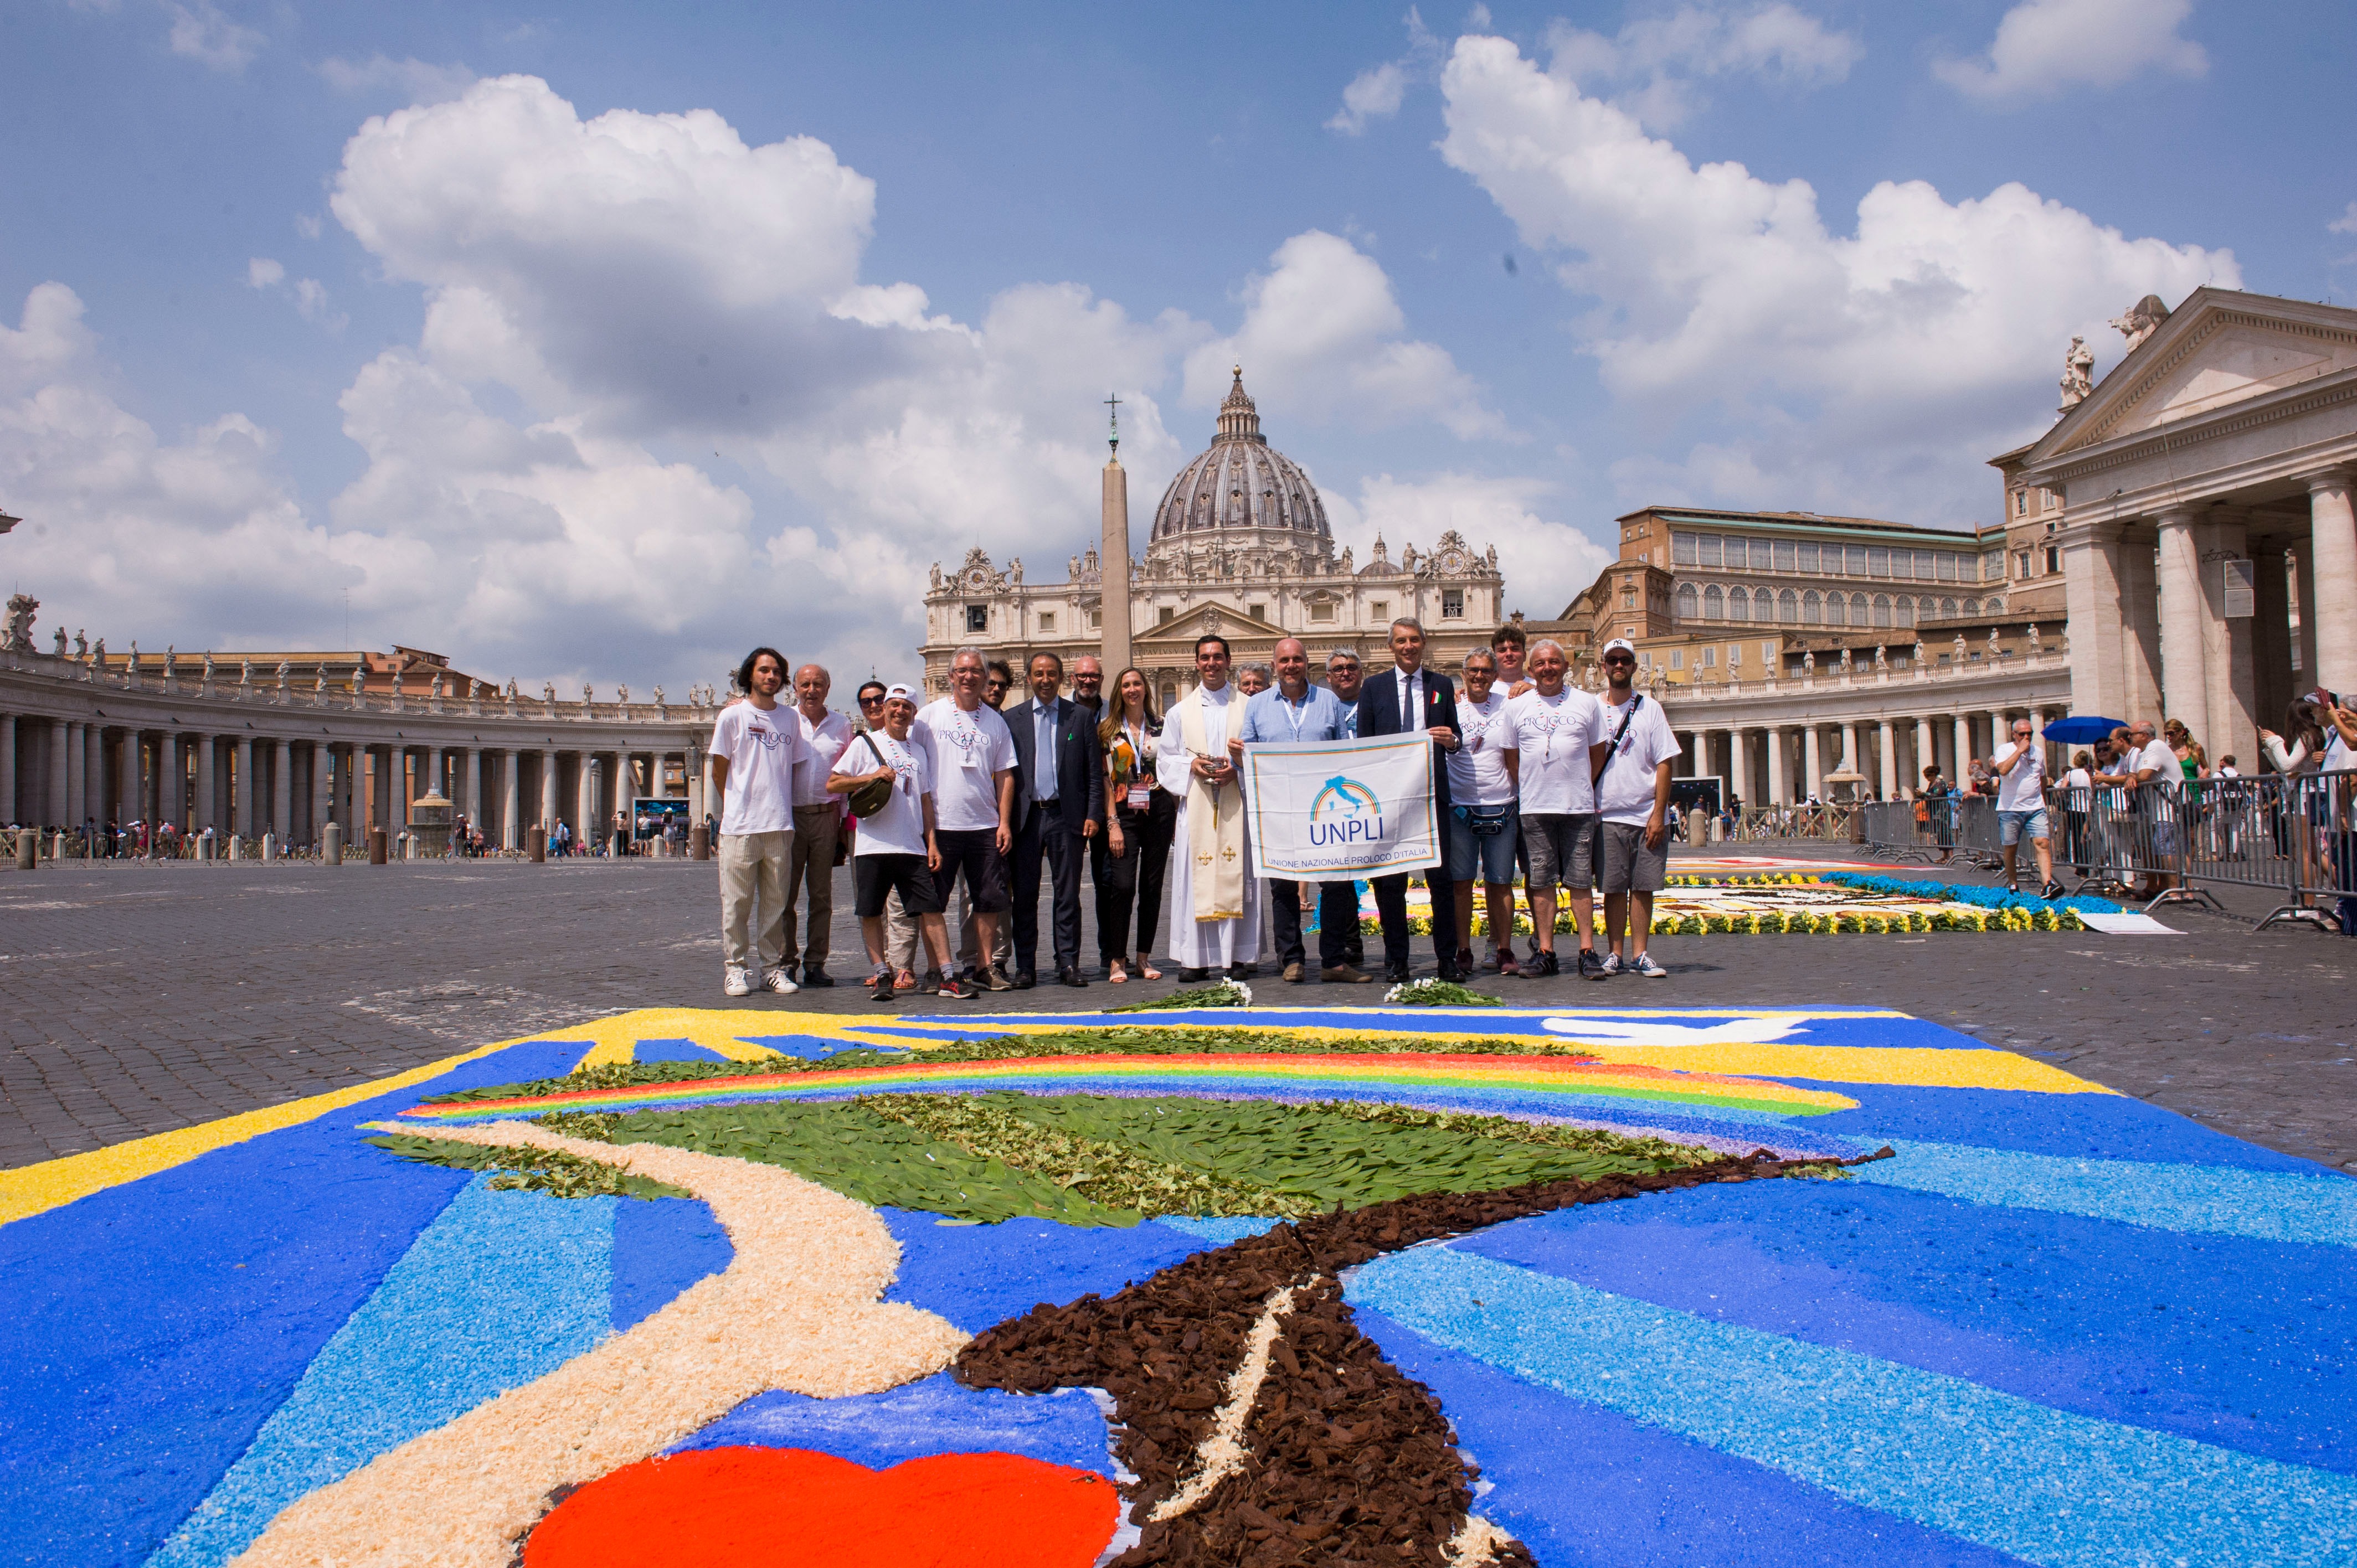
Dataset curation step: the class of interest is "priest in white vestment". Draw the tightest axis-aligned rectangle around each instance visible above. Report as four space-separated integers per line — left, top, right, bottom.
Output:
1156 634 1260 978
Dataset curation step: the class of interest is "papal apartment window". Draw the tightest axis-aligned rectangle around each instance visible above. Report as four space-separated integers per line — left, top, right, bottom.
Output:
1309 601 1335 622
1038 611 1056 633
1442 589 1465 618
2045 545 2060 574
1676 584 1699 621
1702 585 1723 620
1697 535 1722 568
1797 543 1820 574
965 605 988 633
1159 606 1176 625
1672 532 1697 565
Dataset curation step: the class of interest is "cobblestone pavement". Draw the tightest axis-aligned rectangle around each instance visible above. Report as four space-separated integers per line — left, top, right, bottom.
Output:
4 847 2353 1172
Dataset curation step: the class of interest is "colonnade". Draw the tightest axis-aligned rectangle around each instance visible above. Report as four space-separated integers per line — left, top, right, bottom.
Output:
0 710 708 853
1672 704 2068 807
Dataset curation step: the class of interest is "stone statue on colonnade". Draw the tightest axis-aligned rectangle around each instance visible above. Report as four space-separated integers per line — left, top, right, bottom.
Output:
2109 293 2170 352
2058 336 2094 409
2 592 36 651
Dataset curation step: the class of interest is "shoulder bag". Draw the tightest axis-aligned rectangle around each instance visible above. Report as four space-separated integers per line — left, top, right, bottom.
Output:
844 733 896 819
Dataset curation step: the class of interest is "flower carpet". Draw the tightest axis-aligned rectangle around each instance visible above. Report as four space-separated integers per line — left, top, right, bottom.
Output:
4 1004 2353 1566
1362 871 2119 935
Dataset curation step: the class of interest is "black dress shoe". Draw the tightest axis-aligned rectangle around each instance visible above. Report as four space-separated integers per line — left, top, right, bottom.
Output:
1434 959 1463 983
1385 963 1412 984
1227 962 1255 981
1011 971 1037 991
1059 966 1086 988
1177 966 1210 983
800 968 836 988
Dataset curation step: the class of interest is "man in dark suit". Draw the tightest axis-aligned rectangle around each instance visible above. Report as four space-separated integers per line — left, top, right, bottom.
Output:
1006 651 1106 988
1354 618 1464 981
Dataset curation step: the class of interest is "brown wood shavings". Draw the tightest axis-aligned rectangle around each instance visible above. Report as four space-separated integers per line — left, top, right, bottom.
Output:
958 1149 1886 1566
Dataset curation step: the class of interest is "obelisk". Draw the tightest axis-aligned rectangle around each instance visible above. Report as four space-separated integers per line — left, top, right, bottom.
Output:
1100 393 1133 675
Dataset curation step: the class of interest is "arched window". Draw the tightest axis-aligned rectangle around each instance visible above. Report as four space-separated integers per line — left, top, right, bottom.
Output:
1729 586 1750 622
1961 597 1979 617
1895 596 1914 627
1779 589 1798 623
1676 584 1699 621
1702 585 1724 621
1873 594 1892 628
1941 597 1958 618
1802 590 1821 624
1850 592 1870 627
1984 596 2004 616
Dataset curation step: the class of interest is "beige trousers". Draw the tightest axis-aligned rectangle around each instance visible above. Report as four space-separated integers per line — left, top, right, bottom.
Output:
783 804 842 969
718 829 793 972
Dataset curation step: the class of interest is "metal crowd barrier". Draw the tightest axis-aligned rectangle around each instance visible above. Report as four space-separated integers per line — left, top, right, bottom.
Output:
1731 804 1860 843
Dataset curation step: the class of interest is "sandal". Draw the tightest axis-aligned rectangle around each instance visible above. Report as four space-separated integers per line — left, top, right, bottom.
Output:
1108 959 1129 984
1138 955 1163 981
893 968 917 991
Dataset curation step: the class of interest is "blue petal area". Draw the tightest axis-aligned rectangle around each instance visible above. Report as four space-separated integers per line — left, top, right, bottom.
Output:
879 1209 1238 1334
610 1196 733 1333
1351 1302 2033 1568
670 1372 1115 1478
1347 1246 2357 1568
729 1033 907 1060
148 1177 614 1568
630 1038 730 1063
1150 1215 1284 1244
0 1041 585 1568
1850 1139 2357 1246
1452 1181 2357 1474
1814 1085 2330 1171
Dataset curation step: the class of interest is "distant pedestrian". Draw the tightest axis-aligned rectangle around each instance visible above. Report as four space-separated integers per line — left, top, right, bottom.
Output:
2061 750 2094 878
711 646 804 998
1993 716 2062 898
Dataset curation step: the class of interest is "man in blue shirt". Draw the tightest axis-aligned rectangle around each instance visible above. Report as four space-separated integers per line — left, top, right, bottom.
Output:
1235 638 1370 984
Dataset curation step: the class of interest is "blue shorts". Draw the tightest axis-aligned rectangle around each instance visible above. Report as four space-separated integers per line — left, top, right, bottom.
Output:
1998 808 2048 846
1447 803 1520 885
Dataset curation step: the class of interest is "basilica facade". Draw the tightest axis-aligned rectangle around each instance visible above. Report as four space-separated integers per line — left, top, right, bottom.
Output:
918 370 1505 711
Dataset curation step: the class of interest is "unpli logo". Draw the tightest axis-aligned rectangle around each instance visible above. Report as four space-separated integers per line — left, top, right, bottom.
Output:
1309 776 1385 846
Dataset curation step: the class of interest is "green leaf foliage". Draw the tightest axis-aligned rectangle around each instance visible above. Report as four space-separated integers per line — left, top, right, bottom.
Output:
364 1131 689 1201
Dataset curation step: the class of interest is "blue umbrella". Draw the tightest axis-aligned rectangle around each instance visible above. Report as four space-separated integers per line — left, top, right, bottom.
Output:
2043 716 2124 744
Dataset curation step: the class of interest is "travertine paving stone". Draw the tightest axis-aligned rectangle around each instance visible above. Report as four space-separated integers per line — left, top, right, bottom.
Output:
2 849 2351 1171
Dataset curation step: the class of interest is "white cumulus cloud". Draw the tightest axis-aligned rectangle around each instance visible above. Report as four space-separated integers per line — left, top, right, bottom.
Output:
317 54 479 106
1548 2 1862 130
1182 230 1505 440
164 0 261 71
245 257 284 289
1934 0 2207 102
1437 32 2234 517
1327 472 1613 618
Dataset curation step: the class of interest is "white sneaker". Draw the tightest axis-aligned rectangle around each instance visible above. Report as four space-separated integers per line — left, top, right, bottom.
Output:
763 966 800 994
1633 952 1669 978
723 964 753 997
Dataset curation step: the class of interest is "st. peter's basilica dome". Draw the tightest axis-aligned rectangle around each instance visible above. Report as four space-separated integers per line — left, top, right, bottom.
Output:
1149 367 1332 550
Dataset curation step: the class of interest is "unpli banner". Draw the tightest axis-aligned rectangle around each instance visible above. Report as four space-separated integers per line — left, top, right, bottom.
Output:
1238 734 1440 880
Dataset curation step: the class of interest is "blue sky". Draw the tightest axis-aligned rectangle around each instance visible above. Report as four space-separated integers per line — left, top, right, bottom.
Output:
2 0 2350 693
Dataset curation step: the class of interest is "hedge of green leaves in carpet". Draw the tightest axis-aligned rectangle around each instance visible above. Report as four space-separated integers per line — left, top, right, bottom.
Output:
424 1025 1604 1106
384 1089 1713 1226
1110 979 1250 1011
365 1131 689 1201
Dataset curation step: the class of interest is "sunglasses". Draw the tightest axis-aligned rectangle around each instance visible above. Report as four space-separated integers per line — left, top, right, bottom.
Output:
858 694 884 706
1603 655 1636 666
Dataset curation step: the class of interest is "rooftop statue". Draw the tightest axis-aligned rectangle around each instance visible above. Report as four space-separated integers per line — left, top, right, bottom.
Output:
2108 293 2170 353
2058 336 2094 409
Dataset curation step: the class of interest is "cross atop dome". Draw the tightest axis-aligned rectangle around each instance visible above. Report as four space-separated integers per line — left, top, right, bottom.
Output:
1216 364 1263 444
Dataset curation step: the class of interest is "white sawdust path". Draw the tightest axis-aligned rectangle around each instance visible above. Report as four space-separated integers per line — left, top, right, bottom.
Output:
230 1121 969 1568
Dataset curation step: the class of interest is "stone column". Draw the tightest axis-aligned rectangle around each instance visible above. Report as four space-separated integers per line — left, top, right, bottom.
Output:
48 719 69 828
688 742 707 822
156 732 178 834
2295 546 2319 692
2155 506 2209 743
374 746 394 834
421 746 443 803
2060 518 2132 726
2197 510 2258 767
462 747 482 831
0 715 14 827
1912 716 1934 797
1766 728 1788 806
501 750 521 850
1952 713 1972 780
1733 730 1753 808
310 742 333 846
575 755 595 845
272 739 292 839
85 724 105 830
230 737 251 839
1876 719 1897 800
117 729 138 827
542 749 561 841
1836 724 1856 777
193 734 214 835
1803 726 1823 800
2118 523 2164 723
2308 470 2357 695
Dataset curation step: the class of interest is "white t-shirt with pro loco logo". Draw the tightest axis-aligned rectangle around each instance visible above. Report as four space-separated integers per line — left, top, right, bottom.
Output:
848 729 933 858
915 698 1017 832
1594 693 1683 825
1448 690 1517 807
1505 687 1605 814
711 702 802 836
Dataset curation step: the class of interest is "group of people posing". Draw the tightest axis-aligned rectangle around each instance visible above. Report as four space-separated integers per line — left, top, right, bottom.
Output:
705 621 1686 1004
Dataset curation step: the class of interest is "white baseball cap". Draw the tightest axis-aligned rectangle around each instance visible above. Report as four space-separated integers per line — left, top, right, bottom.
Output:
1601 637 1638 658
884 682 918 702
